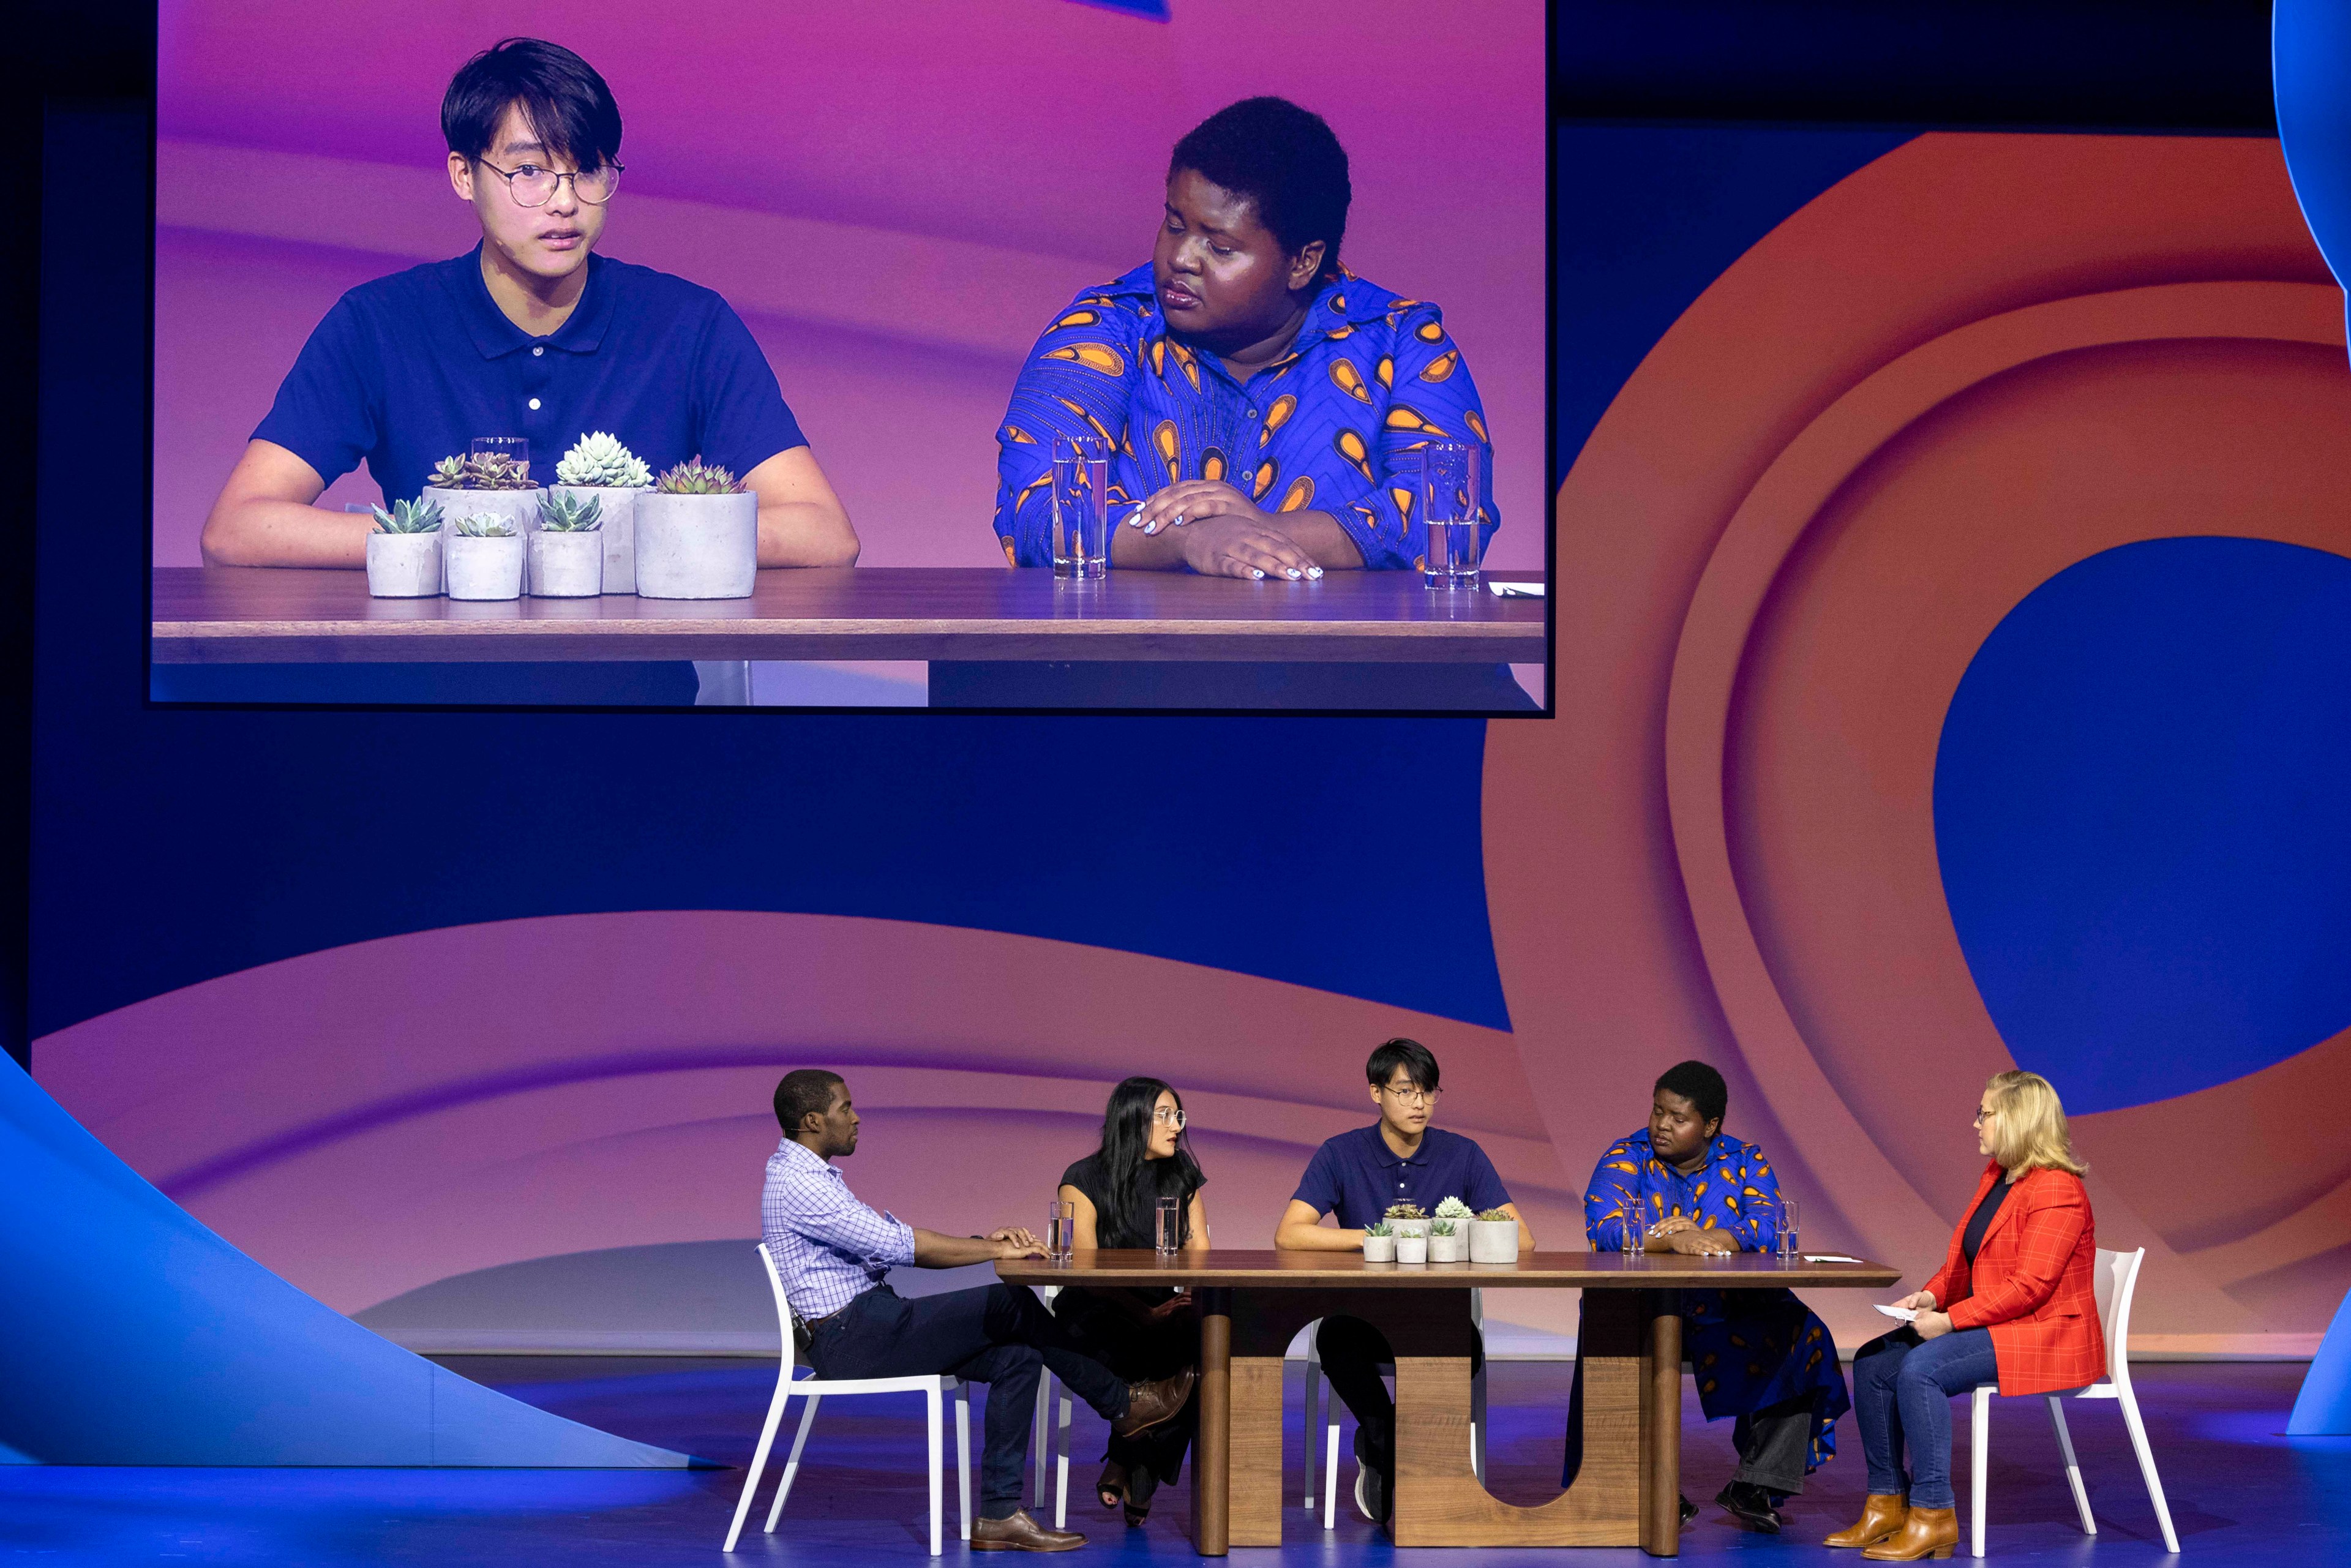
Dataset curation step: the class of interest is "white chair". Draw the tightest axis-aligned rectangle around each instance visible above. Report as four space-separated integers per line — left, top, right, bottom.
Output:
1967 1246 2180 1558
723 1244 972 1556
1301 1294 1488 1528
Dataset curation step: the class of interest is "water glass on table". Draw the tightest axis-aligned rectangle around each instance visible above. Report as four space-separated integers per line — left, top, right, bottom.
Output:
1775 1199 1802 1262
1051 435 1109 581
1621 1215 1645 1257
1419 440 1482 590
1154 1196 1182 1255
1046 1199 1075 1263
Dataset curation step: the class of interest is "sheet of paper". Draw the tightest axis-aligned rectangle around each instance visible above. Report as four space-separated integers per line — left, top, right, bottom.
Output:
1802 1254 1864 1263
1873 1303 1919 1322
1485 581 1547 598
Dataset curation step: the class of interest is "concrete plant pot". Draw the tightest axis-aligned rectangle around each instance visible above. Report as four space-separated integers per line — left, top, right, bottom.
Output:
634 490 757 599
445 533 523 600
1389 1217 1429 1243
1394 1235 1429 1266
365 533 441 597
427 487 544 582
1360 1234 1395 1263
548 484 645 594
530 530 603 597
1468 1218 1521 1265
1428 1231 1464 1264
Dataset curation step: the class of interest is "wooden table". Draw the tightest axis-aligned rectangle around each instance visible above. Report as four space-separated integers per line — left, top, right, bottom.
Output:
999 1250 1899 1557
149 566 1547 664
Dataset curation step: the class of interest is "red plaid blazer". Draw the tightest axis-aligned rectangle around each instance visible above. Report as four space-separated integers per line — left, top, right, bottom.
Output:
1924 1162 2107 1395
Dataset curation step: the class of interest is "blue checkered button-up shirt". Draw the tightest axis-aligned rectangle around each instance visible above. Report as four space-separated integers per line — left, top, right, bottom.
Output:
760 1137 917 1323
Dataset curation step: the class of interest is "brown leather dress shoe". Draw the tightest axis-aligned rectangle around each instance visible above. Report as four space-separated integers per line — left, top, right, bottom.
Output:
971 1509 1086 1552
1824 1494 1909 1549
1862 1505 1957 1561
1111 1367 1197 1439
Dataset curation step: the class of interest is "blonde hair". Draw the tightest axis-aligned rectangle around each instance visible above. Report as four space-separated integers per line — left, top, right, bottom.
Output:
1982 1070 2087 1176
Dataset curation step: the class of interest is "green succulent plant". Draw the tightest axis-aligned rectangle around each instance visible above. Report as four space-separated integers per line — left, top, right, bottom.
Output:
428 456 468 489
1475 1208 1512 1224
1433 1197 1475 1220
463 452 535 490
537 489 604 532
1363 1220 1393 1238
653 455 746 495
369 498 444 535
555 431 651 489
1384 1201 1426 1221
453 512 518 538
1430 1218 1457 1237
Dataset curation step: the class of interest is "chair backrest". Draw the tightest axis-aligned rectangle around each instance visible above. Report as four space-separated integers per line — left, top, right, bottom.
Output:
2093 1246 2145 1385
756 1242 799 1377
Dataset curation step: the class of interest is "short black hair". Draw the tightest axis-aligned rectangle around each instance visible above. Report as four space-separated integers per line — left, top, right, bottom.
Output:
1654 1060 1728 1129
442 38 623 170
1367 1037 1440 1092
774 1070 845 1135
1169 97 1351 284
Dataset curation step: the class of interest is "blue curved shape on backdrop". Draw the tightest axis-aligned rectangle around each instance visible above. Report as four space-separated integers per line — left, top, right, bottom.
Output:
2276 0 2351 344
0 1054 691 1465
1934 538 2351 1114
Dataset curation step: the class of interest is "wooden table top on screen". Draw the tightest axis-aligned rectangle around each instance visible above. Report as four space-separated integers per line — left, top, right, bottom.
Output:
996 1248 1900 1289
150 566 1548 664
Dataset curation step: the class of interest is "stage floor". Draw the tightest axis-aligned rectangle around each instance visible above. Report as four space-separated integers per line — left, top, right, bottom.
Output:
2 1359 2337 1564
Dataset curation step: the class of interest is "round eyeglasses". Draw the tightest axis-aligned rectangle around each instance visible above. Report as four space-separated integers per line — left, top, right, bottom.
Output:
476 158 623 208
1152 1106 1187 1127
1379 1086 1441 1106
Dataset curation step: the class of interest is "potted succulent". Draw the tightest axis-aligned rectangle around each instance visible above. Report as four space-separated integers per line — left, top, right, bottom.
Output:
1385 1201 1430 1264
445 512 523 601
1430 1197 1474 1264
550 431 651 593
636 456 757 599
1468 1207 1522 1265
425 451 546 585
530 489 604 597
1361 1219 1396 1264
364 498 443 597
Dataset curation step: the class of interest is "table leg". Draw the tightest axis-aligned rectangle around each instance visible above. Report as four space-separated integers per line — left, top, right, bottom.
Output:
1642 1298 1684 1557
1191 1287 1231 1556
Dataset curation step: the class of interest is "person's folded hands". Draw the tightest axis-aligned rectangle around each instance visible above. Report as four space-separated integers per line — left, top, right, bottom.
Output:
1128 480 1325 581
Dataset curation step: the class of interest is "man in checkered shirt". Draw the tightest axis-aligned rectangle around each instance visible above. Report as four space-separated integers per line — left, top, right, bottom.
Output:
762 1069 1196 1553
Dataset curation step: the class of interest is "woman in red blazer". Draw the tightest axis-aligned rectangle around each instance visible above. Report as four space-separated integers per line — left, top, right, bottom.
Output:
1824 1070 2104 1561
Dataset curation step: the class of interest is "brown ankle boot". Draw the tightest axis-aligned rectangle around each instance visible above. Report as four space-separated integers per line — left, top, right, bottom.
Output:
1862 1505 1957 1561
1823 1494 1908 1548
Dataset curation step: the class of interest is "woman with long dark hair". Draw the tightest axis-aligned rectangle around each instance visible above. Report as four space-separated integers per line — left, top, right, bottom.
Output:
1053 1076 1210 1526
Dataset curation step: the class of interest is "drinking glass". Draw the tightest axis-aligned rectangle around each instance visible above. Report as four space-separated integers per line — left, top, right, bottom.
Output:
1155 1196 1182 1255
1419 440 1481 590
471 435 531 484
1776 1198 1802 1262
1051 435 1109 581
1046 1199 1075 1263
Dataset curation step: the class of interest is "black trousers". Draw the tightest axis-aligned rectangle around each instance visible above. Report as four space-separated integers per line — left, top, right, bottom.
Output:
808 1285 1130 1517
1316 1315 1487 1470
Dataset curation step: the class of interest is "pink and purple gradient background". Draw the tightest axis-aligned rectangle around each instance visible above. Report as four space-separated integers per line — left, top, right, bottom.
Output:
152 0 1546 568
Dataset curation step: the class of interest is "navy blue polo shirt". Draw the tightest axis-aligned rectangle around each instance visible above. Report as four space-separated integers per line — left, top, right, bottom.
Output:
1291 1125 1513 1229
253 245 806 503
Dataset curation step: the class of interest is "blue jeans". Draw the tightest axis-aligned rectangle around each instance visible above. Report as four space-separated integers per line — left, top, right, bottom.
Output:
1851 1327 1997 1510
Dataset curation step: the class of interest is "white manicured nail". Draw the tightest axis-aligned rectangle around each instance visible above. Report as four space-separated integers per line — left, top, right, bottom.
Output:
1286 568 1302 579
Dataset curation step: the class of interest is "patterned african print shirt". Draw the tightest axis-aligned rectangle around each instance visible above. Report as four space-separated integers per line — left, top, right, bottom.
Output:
1580 1128 1849 1476
991 261 1497 571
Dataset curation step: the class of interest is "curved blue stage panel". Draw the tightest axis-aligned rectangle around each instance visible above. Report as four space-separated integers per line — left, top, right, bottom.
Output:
2292 1289 2351 1434
2278 0 2351 340
0 1056 691 1466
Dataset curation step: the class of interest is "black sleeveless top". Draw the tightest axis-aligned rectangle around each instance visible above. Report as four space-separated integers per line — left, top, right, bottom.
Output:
1061 1152 1206 1250
1960 1177 2012 1265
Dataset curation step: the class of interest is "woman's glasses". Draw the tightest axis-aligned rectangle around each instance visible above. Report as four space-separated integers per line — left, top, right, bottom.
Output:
1152 1107 1187 1127
476 159 623 208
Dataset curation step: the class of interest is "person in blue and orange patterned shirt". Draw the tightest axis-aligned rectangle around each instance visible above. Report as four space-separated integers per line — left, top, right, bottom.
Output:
991 97 1498 578
1566 1061 1851 1537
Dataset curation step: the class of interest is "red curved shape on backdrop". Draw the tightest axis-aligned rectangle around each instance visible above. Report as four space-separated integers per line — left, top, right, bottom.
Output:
1487 132 2351 1347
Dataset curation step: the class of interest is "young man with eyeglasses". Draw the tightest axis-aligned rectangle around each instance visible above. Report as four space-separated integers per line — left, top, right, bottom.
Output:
1273 1037 1534 1526
200 37 857 577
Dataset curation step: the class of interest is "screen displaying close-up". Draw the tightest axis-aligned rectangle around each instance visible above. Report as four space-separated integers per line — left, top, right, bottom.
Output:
145 2 1548 711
